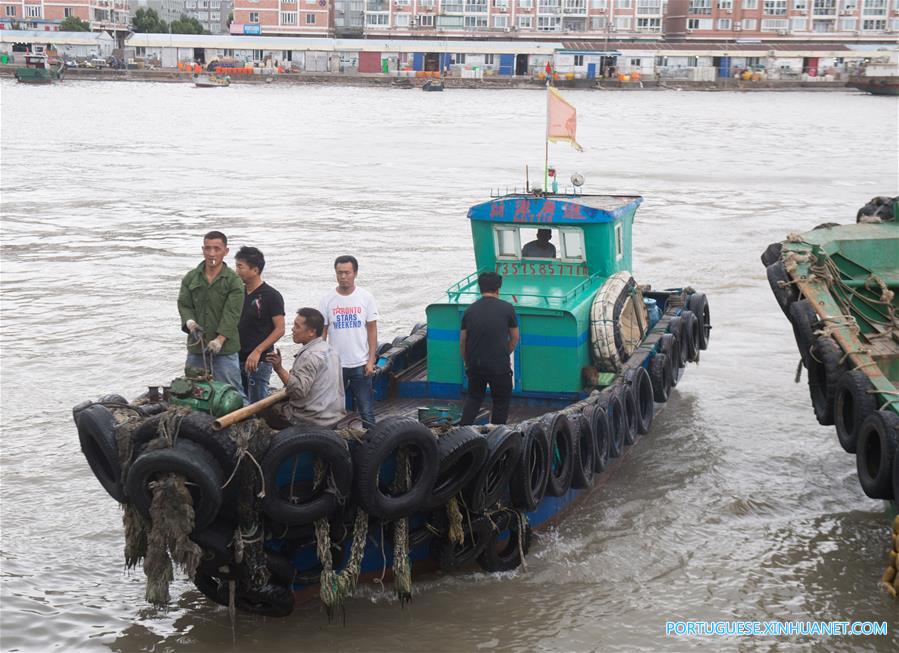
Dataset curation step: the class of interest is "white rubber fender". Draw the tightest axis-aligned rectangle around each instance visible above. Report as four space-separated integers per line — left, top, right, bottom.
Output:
590 271 646 372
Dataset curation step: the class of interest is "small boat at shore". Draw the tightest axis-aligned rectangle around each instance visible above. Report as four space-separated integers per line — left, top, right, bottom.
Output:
422 79 444 92
195 74 230 88
14 53 64 84
847 52 899 96
72 187 712 617
762 196 899 595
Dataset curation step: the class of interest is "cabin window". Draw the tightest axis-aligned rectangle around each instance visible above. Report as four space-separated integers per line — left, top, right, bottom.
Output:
614 223 624 260
494 227 519 259
519 227 560 259
559 228 585 261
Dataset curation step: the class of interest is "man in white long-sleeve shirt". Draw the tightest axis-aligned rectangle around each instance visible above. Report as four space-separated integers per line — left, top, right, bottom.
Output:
266 307 346 428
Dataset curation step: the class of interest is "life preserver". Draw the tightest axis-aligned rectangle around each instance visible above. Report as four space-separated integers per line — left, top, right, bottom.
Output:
510 421 550 512
75 404 127 503
352 417 438 520
126 439 224 530
590 272 646 372
542 413 574 497
834 369 878 454
260 427 353 525
569 412 596 490
426 426 489 508
463 425 522 512
856 411 899 500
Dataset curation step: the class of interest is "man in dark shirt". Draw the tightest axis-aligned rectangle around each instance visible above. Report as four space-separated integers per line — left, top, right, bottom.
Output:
459 272 520 425
235 246 286 403
521 228 557 258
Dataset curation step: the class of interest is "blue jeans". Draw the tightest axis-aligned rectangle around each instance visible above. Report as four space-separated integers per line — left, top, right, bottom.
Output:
186 352 248 404
343 365 376 429
241 361 273 404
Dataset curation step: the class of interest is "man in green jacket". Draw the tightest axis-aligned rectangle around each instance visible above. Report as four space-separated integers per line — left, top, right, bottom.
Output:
177 230 247 402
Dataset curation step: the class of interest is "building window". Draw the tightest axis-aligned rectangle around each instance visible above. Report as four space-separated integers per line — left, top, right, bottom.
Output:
249 11 259 21
493 0 509 6
395 12 410 24
741 0 757 7
790 16 807 27
812 0 836 12
518 14 533 25
5 5 15 16
453 53 466 63
615 0 632 7
64 7 75 16
842 0 857 8
614 15 632 27
760 17 788 27
717 17 731 27
573 54 584 65
688 16 713 26
717 0 733 8
281 11 297 22
519 0 533 6
25 5 42 17
419 14 434 24
484 53 495 64
591 0 607 6
366 12 389 23
636 16 660 28
537 14 561 28
464 14 488 26
862 0 886 13
741 17 757 27
763 0 787 12
591 15 607 27
839 16 856 27
420 0 435 5
688 0 712 13
793 0 807 10
862 17 886 26
305 13 316 22
636 0 661 12
493 14 508 25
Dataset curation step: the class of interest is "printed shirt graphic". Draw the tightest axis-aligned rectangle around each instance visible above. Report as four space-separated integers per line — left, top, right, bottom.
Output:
320 286 379 368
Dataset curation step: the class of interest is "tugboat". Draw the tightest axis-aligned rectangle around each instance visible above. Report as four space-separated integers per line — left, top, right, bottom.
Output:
762 196 899 597
847 51 899 96
14 53 65 84
194 74 231 88
72 183 712 617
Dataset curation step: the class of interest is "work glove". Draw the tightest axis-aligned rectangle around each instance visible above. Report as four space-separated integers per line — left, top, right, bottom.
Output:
205 339 222 355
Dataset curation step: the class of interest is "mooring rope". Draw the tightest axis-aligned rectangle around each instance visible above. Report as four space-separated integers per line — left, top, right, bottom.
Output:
391 447 413 606
315 507 369 622
221 420 266 498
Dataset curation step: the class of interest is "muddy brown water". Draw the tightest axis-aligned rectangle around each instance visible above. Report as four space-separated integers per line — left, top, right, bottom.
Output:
1 80 898 652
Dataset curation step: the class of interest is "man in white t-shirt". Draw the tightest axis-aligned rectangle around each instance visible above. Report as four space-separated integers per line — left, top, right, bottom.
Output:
320 255 379 428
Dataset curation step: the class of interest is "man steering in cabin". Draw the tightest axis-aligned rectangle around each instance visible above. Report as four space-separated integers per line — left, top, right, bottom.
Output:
177 230 247 402
265 308 346 429
521 228 557 258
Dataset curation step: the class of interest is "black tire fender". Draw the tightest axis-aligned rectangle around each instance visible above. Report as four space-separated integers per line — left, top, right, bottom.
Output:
856 411 899 500
680 310 700 363
658 333 680 383
476 510 532 573
760 242 783 268
766 262 798 318
648 352 672 403
125 439 224 530
666 317 688 371
233 582 295 617
542 413 575 497
625 366 654 435
437 515 493 572
261 427 353 525
510 421 550 512
619 383 639 446
686 292 711 351
598 389 626 458
463 425 523 513
76 404 127 503
353 417 438 520
569 412 596 490
807 336 843 426
834 369 878 454
585 404 611 472
788 299 819 367
426 426 489 508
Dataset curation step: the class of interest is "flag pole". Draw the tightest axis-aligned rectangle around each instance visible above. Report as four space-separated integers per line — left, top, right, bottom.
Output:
544 81 550 192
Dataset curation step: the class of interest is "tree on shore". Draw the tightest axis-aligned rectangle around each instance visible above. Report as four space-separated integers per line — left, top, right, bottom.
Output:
59 16 91 32
132 8 168 33
170 14 208 34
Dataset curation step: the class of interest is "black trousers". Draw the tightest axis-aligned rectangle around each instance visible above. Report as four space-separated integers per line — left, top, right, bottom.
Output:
460 371 513 426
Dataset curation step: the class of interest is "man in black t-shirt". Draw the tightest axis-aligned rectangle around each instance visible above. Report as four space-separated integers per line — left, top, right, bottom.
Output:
459 272 520 425
235 246 286 403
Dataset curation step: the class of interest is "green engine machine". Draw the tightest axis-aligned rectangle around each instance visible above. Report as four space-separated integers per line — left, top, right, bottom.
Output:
167 371 244 417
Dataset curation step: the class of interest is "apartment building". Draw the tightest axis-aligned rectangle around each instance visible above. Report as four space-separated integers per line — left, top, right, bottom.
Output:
184 0 232 33
227 0 899 38
128 0 184 23
0 0 130 33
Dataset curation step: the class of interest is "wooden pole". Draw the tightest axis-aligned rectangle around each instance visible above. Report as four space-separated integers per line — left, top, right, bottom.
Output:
212 388 288 430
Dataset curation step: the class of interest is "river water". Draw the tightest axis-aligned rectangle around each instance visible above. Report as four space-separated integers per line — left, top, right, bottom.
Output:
1 80 897 652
